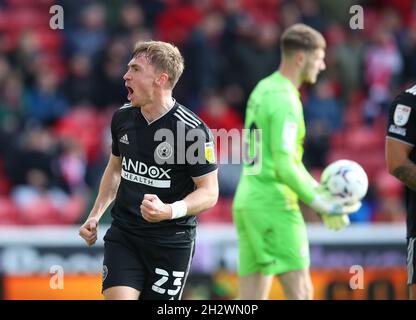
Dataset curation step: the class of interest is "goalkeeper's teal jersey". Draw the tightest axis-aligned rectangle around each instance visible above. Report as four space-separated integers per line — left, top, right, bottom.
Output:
234 71 317 212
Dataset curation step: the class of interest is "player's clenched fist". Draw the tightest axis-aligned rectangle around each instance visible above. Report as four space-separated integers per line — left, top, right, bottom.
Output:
140 194 172 223
79 218 99 246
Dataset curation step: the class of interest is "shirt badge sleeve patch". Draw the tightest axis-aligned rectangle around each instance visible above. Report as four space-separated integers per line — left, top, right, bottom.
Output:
394 104 411 126
204 141 216 164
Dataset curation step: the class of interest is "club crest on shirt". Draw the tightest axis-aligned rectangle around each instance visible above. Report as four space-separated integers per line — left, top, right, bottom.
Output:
204 141 216 164
394 104 411 126
156 141 173 160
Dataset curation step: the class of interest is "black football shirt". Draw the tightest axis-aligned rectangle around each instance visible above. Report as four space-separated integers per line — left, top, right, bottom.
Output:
110 100 217 245
387 85 416 238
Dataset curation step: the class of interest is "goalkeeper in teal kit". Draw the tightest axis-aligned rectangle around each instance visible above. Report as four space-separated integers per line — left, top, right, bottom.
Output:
232 24 361 300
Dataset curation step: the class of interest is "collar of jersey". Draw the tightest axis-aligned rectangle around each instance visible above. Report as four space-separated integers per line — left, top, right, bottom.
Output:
275 71 300 97
140 98 177 125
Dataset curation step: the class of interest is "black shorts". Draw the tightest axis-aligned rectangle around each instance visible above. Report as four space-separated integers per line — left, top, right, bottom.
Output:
407 237 416 285
102 224 195 300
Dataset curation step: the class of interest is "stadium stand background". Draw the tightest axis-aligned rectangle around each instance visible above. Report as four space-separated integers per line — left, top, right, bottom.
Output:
0 0 414 300
0 0 413 226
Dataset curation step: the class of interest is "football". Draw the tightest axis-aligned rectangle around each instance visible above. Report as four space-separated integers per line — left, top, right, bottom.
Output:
320 160 369 205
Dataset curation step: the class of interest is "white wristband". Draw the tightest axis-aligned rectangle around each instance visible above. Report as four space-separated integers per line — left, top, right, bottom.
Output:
170 201 187 219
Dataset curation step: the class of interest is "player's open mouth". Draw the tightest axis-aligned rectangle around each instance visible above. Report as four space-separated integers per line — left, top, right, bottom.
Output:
126 86 134 101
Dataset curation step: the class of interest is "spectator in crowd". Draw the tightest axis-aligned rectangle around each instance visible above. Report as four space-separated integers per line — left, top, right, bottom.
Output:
304 78 343 168
5 127 67 220
65 3 109 58
364 26 403 124
198 92 243 196
58 138 88 194
0 72 25 130
92 38 129 109
24 70 69 125
229 22 280 115
402 21 416 84
113 2 146 37
179 11 226 111
63 53 94 106
334 29 365 103
298 0 328 33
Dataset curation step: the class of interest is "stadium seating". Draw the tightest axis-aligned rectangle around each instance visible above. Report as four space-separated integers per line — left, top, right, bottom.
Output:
0 196 19 225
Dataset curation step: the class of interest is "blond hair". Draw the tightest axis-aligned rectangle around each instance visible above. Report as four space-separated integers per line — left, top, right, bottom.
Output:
281 23 326 56
132 41 185 88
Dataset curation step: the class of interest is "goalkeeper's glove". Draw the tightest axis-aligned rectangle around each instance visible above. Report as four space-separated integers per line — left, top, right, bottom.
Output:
309 192 361 216
321 214 350 231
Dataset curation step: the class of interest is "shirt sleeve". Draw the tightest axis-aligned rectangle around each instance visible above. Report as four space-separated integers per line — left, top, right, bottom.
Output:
269 94 317 204
186 125 218 178
111 111 120 157
386 92 416 146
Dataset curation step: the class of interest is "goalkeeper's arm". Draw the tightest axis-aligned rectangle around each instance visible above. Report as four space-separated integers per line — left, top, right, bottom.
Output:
274 153 360 216
274 153 316 204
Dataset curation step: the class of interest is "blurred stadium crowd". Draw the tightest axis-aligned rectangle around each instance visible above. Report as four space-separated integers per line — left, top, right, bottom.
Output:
0 0 415 225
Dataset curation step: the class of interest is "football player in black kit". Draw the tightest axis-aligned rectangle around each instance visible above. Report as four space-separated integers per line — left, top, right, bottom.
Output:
386 84 416 300
79 41 219 300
